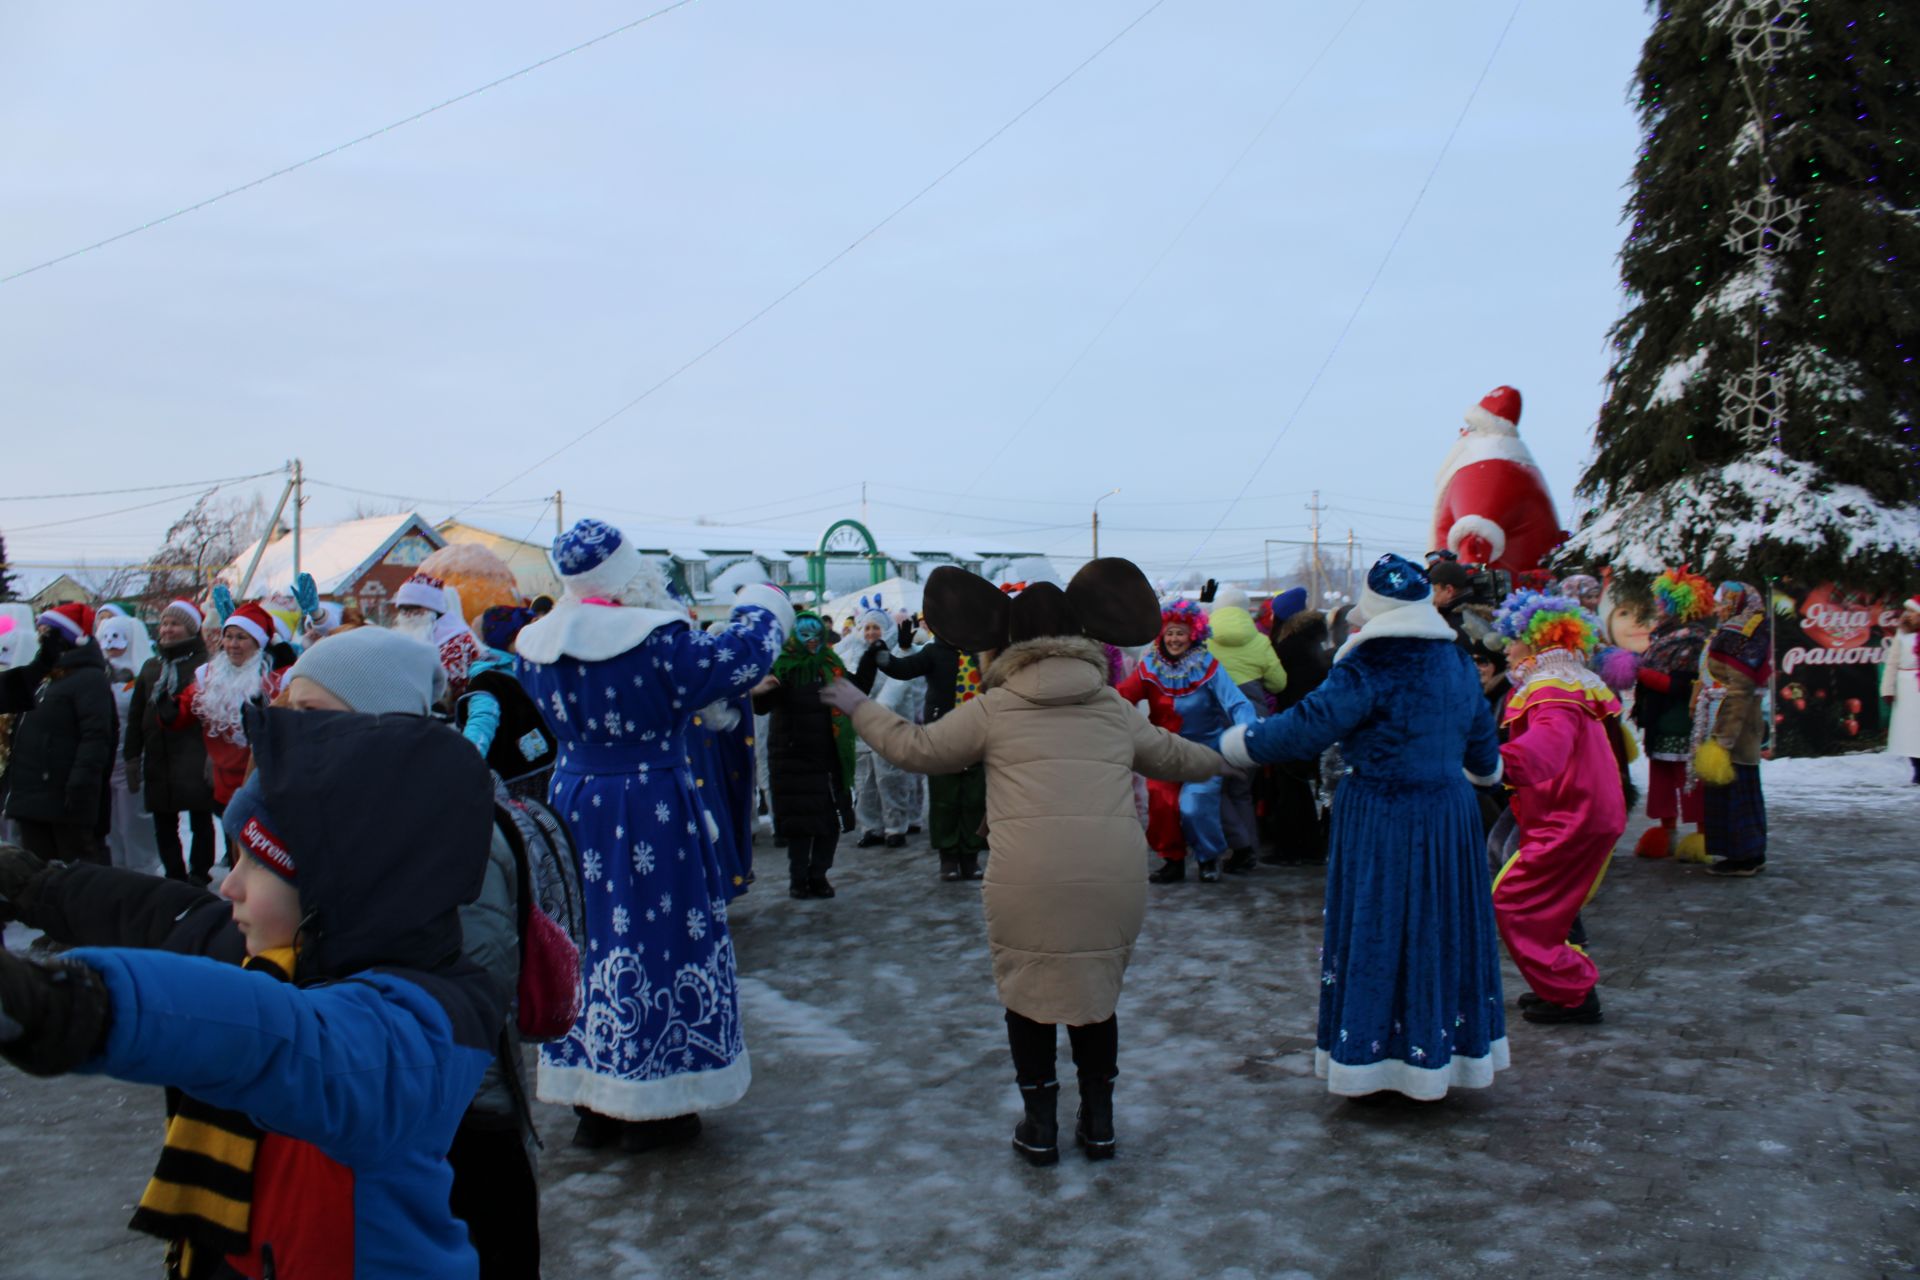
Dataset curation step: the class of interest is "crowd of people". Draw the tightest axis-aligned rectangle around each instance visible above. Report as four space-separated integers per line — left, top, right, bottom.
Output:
0 518 1916 1276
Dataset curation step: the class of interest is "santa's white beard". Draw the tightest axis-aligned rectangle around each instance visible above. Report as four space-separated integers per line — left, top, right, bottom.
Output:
194 652 271 743
607 560 675 611
391 611 437 643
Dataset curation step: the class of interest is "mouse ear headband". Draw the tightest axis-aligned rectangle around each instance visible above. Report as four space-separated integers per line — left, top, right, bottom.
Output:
921 558 1160 652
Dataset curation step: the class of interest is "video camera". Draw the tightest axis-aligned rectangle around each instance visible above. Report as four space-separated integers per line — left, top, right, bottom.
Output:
1424 550 1510 607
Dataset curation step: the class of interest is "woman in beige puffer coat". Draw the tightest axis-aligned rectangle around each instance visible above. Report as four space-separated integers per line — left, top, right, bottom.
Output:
822 562 1223 1168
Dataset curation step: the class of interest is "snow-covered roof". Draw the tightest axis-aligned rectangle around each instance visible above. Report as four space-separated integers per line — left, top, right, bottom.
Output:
224 513 444 596
441 516 1044 562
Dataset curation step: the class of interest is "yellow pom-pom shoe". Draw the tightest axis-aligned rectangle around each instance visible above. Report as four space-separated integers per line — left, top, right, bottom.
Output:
1674 832 1711 864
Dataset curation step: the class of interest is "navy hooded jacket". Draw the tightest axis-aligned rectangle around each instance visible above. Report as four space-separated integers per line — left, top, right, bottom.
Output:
67 708 503 1279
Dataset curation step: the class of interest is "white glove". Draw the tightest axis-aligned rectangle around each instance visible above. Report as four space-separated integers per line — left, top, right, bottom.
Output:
699 699 741 733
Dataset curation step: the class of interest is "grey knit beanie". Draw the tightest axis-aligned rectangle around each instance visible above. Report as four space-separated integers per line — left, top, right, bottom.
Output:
286 627 448 714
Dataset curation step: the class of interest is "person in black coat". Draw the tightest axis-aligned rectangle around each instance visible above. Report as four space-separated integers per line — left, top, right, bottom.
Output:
867 627 988 880
1258 607 1335 865
123 601 219 883
752 613 874 899
0 606 117 865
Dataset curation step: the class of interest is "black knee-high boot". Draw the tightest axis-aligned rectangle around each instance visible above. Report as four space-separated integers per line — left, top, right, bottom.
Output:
1066 1015 1118 1160
1004 1010 1059 1166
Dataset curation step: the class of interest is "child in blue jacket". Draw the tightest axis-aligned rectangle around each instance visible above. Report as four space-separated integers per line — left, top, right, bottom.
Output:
0 707 504 1280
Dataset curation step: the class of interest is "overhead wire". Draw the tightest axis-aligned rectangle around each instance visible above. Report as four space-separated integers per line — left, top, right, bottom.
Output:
0 468 283 502
3 487 235 533
446 0 1171 523
1 1 700 285
1178 0 1527 572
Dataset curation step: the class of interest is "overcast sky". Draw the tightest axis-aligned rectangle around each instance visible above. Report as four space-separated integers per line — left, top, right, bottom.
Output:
1 0 1651 586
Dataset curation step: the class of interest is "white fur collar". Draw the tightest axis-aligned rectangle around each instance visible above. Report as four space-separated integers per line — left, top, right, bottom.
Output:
1335 602 1457 662
515 599 687 664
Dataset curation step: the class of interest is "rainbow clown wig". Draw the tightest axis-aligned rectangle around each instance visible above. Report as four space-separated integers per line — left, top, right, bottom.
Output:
1491 589 1599 656
1651 566 1715 622
1159 598 1209 644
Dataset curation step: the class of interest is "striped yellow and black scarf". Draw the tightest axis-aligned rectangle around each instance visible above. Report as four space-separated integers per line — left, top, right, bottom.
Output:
128 945 293 1280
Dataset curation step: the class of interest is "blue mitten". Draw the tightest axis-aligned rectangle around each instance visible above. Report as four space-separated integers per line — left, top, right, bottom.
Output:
211 584 235 625
291 572 320 619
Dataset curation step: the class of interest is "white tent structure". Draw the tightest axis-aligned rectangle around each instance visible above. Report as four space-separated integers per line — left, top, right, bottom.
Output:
817 577 924 627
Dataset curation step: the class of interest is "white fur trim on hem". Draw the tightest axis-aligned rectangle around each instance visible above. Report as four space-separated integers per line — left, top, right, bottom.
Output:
515 599 686 664
1447 514 1507 564
1464 758 1504 787
1315 1036 1509 1100
1219 723 1255 770
536 1050 751 1120
1335 601 1457 662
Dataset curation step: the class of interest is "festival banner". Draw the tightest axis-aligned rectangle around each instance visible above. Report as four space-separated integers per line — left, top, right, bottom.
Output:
1770 583 1896 757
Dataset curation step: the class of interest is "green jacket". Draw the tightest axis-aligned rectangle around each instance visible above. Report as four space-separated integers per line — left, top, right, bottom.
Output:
1206 607 1288 694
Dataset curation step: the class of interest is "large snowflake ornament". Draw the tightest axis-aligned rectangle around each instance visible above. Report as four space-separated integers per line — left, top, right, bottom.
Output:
1724 186 1803 256
1719 366 1785 447
1708 0 1806 66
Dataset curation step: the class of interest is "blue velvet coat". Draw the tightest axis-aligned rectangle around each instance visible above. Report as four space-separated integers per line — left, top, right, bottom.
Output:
1241 627 1509 1099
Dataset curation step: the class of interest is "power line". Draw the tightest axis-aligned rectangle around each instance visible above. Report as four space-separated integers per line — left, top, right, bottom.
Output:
0 468 282 502
1180 0 1526 572
304 479 549 509
3 487 229 533
955 0 1373 501
1 1 700 285
447 0 1170 522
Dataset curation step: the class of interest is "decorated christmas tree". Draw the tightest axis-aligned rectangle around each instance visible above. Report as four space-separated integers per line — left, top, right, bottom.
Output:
1562 1 1919 592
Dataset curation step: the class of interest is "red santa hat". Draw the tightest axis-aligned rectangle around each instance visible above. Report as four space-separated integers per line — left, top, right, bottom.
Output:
1463 385 1522 437
394 573 450 615
36 602 96 643
223 601 274 650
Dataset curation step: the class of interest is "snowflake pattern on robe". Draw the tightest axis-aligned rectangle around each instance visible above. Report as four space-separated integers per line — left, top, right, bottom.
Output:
519 604 780 1118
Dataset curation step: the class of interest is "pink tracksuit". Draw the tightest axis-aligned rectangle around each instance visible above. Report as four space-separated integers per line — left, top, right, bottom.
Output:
1493 668 1627 1008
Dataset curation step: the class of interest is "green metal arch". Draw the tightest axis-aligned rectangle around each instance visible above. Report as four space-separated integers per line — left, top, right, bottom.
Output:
807 518 887 601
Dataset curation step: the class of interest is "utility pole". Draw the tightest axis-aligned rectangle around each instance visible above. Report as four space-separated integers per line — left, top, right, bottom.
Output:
861 480 869 526
291 458 303 582
1092 488 1120 560
555 491 564 538
1345 528 1355 602
236 471 298 600
1306 490 1326 605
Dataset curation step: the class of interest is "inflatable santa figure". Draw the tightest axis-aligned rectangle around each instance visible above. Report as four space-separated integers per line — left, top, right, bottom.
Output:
1430 385 1566 573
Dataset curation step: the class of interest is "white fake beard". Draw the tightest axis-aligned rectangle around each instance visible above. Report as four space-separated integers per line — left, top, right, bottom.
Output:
194 652 271 743
391 611 437 643
608 559 675 612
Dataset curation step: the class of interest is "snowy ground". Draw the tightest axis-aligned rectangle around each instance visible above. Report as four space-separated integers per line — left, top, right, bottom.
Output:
2 753 1916 1278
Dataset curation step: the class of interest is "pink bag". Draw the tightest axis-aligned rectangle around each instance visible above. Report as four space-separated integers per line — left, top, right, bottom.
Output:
516 902 582 1041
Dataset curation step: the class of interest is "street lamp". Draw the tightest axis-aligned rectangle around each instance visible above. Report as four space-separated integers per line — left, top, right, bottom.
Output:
1092 488 1121 559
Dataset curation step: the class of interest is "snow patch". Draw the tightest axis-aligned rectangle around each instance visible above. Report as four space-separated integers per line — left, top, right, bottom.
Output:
738 976 870 1057
1564 448 1920 576
1647 347 1709 406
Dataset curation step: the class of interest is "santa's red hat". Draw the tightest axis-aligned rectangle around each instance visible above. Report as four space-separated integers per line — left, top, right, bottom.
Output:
223 601 274 650
1464 385 1522 436
36 602 96 642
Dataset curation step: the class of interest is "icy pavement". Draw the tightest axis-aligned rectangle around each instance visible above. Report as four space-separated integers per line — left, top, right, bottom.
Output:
2 753 1916 1278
